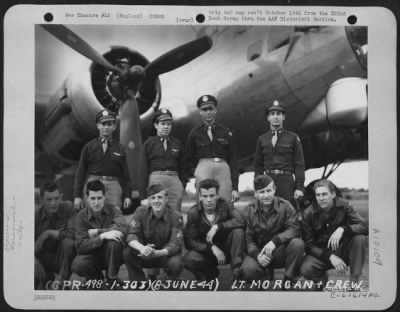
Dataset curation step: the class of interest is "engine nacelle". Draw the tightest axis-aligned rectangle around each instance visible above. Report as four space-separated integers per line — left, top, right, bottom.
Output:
299 77 367 133
38 47 161 166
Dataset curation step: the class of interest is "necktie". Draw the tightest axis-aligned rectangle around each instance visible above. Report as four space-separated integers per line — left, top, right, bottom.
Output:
162 138 168 151
101 138 109 153
271 131 278 147
207 125 213 141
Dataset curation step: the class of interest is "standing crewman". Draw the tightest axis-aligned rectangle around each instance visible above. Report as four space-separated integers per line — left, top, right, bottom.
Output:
74 109 133 211
254 100 305 206
186 94 240 203
141 108 186 211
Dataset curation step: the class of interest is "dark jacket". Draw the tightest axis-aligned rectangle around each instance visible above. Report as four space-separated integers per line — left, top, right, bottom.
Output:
74 137 131 198
184 198 245 253
244 196 300 259
125 205 183 256
254 129 305 191
141 135 187 190
302 197 368 263
185 123 239 190
35 201 75 241
75 204 128 254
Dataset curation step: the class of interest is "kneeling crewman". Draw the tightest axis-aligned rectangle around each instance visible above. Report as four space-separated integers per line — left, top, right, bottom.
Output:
240 175 304 289
71 180 127 286
300 179 368 290
123 183 184 281
184 179 245 281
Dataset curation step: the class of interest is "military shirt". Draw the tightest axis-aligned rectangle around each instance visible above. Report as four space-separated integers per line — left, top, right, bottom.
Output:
142 136 186 184
126 205 183 256
35 201 75 241
74 137 132 198
185 123 239 190
184 198 245 253
302 198 368 263
244 197 300 260
254 129 305 191
74 204 128 254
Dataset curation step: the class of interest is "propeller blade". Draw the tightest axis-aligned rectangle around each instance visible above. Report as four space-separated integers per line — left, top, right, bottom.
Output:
284 33 302 63
144 35 212 77
119 90 146 200
41 24 122 74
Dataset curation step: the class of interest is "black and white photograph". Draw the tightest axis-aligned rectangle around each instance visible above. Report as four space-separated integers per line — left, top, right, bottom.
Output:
3 4 397 310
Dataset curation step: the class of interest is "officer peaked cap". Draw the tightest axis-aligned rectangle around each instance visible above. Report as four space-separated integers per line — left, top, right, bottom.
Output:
96 109 116 123
266 100 286 114
197 94 218 108
153 108 173 124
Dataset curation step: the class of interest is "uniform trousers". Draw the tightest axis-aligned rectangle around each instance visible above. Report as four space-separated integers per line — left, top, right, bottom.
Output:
123 247 183 281
241 238 304 281
270 173 295 206
86 175 123 208
300 235 367 283
184 228 245 281
195 160 232 203
149 172 184 212
35 237 76 288
71 240 124 280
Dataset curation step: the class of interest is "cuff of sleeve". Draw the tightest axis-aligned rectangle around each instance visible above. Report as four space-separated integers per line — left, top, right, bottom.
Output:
321 249 333 263
342 226 351 235
126 234 138 244
271 236 282 246
248 248 260 260
216 223 224 232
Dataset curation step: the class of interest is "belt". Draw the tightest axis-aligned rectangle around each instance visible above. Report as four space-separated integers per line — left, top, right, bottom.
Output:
89 175 119 181
199 157 226 163
266 169 293 175
151 170 178 176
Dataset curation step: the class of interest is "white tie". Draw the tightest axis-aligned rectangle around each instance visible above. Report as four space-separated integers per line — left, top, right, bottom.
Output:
207 126 213 141
271 131 278 147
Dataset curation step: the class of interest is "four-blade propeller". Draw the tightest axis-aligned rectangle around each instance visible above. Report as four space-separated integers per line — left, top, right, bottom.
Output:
41 24 212 204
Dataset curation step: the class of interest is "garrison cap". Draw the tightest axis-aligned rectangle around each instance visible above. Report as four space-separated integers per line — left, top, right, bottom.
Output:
153 108 173 124
197 94 218 108
147 183 167 197
96 109 116 123
254 174 274 191
266 100 286 114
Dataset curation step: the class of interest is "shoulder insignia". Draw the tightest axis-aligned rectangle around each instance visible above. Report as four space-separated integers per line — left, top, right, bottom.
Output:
129 218 136 228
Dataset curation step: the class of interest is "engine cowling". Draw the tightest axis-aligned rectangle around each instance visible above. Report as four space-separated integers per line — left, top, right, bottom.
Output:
38 47 161 166
299 77 367 133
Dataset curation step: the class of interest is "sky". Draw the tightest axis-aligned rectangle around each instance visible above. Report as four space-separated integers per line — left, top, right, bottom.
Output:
35 24 369 191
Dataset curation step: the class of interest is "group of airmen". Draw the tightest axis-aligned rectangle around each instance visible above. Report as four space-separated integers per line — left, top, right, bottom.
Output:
35 94 368 291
